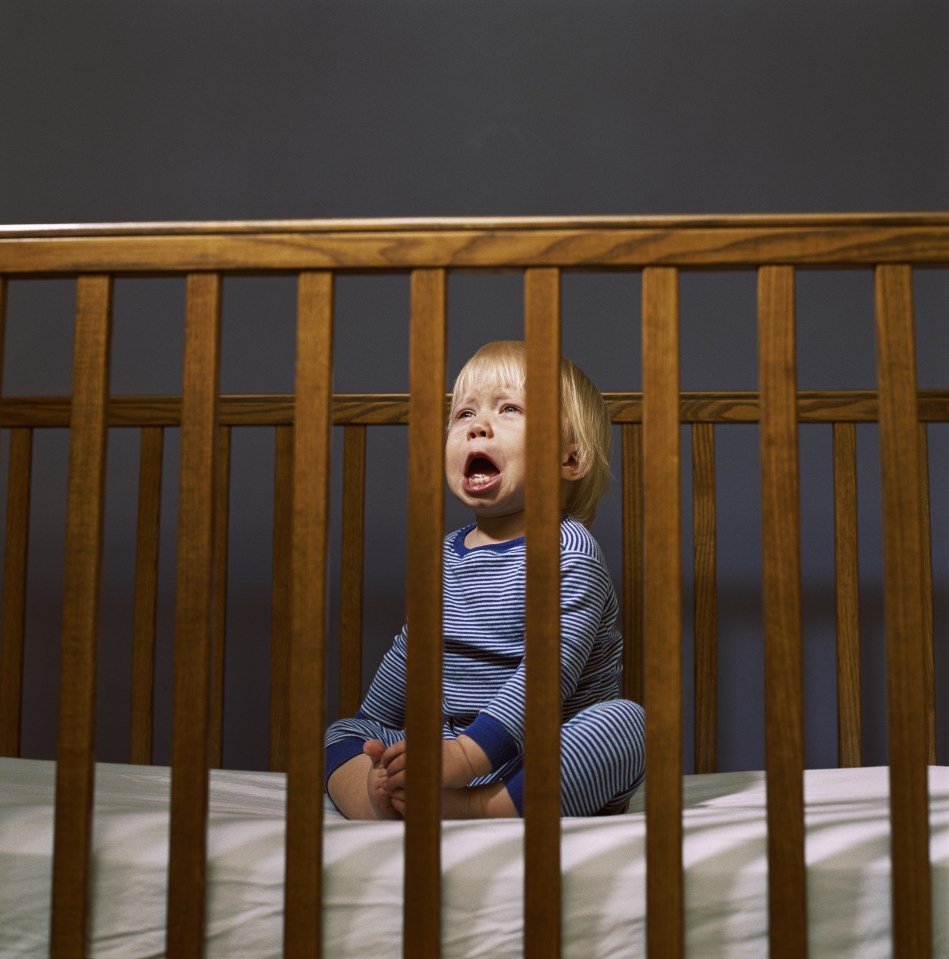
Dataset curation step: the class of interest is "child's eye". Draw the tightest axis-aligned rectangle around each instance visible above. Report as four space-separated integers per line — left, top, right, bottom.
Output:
454 409 474 420
501 404 521 415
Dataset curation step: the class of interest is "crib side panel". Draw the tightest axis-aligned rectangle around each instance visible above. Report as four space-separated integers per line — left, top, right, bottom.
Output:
2 217 949 959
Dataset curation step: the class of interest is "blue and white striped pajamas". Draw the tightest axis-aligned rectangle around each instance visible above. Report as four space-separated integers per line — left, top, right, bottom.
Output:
325 516 645 816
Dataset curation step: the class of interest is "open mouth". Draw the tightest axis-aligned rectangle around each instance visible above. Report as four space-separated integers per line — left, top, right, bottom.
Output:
463 453 501 493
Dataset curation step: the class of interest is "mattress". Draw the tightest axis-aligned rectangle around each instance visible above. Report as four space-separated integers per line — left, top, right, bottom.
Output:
1 757 946 958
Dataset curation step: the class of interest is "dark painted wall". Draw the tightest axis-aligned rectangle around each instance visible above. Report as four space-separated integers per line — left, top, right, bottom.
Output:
2 0 948 771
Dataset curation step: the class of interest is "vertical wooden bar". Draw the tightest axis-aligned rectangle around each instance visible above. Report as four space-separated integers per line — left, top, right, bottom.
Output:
832 422 862 767
916 423 936 764
284 270 334 959
208 425 231 769
50 274 113 959
642 266 683 959
129 426 164 765
874 264 932 959
338 424 367 718
269 424 293 773
404 268 446 958
0 280 21 755
692 422 718 774
758 265 807 959
523 267 562 959
0 276 4 386
166 273 222 959
621 423 644 704
0 428 31 757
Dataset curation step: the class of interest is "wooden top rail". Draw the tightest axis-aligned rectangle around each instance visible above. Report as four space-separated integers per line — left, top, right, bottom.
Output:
2 214 949 274
4 390 949 428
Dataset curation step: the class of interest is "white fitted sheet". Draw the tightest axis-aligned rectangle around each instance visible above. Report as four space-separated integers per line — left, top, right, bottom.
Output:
1 758 947 958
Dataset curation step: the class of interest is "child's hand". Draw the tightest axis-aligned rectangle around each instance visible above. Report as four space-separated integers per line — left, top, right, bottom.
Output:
373 735 493 803
363 739 403 819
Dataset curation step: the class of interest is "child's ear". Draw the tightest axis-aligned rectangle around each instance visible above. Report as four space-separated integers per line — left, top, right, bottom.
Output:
560 444 585 482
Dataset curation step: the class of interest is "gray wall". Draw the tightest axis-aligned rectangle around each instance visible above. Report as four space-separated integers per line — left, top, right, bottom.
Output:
2 0 948 771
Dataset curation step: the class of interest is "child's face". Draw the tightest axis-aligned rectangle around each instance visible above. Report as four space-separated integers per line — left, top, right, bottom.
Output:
445 378 528 524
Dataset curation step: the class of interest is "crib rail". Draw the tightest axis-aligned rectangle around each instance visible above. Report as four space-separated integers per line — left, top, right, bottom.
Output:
1 215 947 958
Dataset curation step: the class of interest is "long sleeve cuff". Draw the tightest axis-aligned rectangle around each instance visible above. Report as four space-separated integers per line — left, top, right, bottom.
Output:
324 738 368 789
461 712 520 770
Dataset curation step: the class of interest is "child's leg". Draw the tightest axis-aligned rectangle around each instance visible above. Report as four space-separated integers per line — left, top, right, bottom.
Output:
496 699 645 817
440 781 518 819
558 699 645 816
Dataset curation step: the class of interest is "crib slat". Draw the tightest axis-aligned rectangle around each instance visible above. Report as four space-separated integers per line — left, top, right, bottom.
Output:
209 425 231 769
758 265 807 958
916 423 936 764
0 428 32 757
338 424 367 718
621 423 644 704
523 268 563 959
129 426 164 765
167 273 222 959
692 423 717 773
832 422 862 767
403 268 446 957
284 271 334 959
50 274 113 958
642 266 684 959
269 424 293 773
874 264 932 959
0 279 18 756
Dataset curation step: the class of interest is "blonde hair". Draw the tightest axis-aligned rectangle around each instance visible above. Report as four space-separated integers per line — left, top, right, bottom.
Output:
449 341 612 526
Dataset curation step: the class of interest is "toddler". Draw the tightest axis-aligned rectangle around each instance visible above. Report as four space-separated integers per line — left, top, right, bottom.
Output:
325 340 645 819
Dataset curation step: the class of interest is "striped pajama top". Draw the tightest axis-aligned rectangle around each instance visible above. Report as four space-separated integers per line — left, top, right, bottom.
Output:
326 515 624 772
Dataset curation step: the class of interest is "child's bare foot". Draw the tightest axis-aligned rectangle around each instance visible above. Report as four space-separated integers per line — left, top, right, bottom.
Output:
364 740 403 820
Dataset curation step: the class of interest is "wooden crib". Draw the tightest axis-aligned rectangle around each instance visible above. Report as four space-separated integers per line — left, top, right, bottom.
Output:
1 215 948 958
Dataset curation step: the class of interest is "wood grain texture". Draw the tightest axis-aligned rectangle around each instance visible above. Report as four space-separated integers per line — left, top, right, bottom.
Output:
642 266 684 959
692 423 718 774
284 271 334 959
9 388 949 431
757 265 807 958
0 276 5 389
404 268 446 958
621 423 644 704
832 423 862 768
523 268 563 959
874 264 932 959
0 280 19 755
50 274 113 959
129 426 164 765
209 425 232 770
338 425 367 719
166 273 222 959
0 428 32 756
3 216 949 274
269 425 293 773
916 424 937 765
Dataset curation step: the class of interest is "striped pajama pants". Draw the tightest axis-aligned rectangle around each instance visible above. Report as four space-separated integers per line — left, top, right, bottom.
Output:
325 698 645 817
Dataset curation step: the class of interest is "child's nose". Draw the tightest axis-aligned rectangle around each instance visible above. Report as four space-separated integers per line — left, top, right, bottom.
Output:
467 417 491 439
